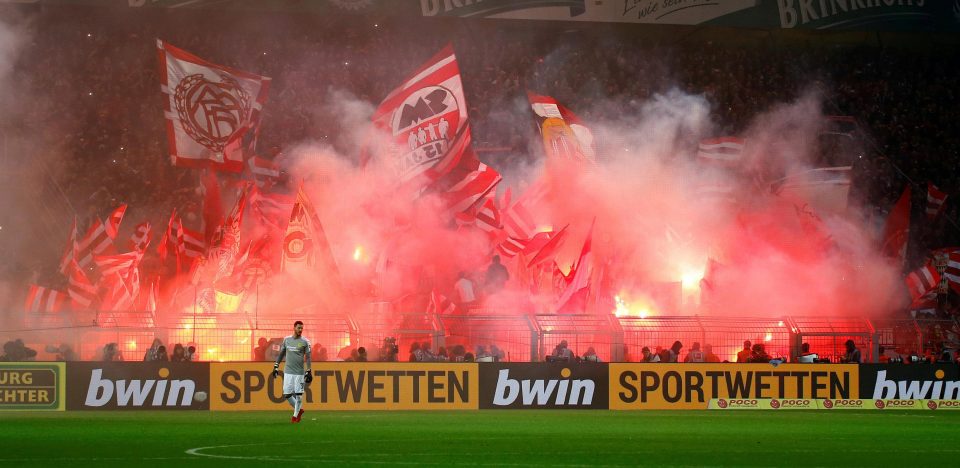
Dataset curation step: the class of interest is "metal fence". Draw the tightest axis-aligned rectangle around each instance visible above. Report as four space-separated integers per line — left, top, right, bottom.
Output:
438 314 536 362
7 309 958 363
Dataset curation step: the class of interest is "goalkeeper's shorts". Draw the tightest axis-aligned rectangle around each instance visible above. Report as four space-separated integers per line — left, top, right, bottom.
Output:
283 373 305 395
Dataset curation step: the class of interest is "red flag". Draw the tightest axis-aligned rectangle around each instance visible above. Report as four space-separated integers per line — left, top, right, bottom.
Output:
905 264 940 304
880 185 911 268
427 288 457 315
938 248 960 294
157 40 271 172
67 260 98 309
441 161 501 215
496 237 528 258
202 170 224 244
371 45 472 189
24 285 67 313
179 222 206 258
526 225 569 268
99 273 137 312
76 219 114 268
696 137 745 167
95 251 142 277
926 183 948 220
528 92 596 164
104 204 127 239
502 181 548 241
474 196 502 233
158 210 177 260
556 220 595 311
58 218 78 275
281 186 340 284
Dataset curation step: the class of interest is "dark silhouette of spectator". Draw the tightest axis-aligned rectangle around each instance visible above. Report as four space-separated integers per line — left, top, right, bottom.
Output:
684 342 705 362
703 344 721 363
550 340 574 361
311 342 328 362
356 346 368 362
484 255 509 293
155 345 169 361
737 341 752 363
254 337 269 361
749 343 772 363
102 343 123 362
582 346 600 362
408 341 422 362
144 338 164 361
463 352 475 362
170 344 187 362
665 341 683 363
1 339 38 362
843 340 862 363
641 346 660 362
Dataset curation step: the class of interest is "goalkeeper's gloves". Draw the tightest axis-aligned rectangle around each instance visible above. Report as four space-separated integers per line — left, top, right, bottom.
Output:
304 370 313 384
272 363 279 378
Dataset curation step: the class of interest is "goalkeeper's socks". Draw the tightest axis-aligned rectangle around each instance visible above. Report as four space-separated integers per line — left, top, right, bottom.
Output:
286 395 296 409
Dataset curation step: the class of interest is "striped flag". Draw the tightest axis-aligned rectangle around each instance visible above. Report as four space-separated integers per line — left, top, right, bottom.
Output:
427 288 457 315
104 204 127 239
95 251 142 277
926 183 948 220
247 155 280 187
158 210 177 260
905 264 940 304
442 162 501 215
496 237 529 258
881 185 911 269
58 218 78 275
24 285 67 313
76 219 114 268
502 181 548 240
941 249 960 293
696 137 744 167
179 222 206 258
67 260 98 309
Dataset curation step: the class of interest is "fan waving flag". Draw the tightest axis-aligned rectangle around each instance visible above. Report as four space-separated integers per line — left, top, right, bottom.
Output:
371 45 471 189
528 92 595 164
926 183 948 220
157 40 271 172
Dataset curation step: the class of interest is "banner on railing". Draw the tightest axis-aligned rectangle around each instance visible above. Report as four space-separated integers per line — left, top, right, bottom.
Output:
478 363 609 409
66 362 210 410
210 362 479 411
609 364 860 410
0 363 65 411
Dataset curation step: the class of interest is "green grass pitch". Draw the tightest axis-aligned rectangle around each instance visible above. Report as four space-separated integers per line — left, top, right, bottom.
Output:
0 410 956 466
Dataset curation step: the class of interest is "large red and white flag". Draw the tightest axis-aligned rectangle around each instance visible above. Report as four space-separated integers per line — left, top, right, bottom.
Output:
281 187 340 282
24 285 67 313
371 45 472 188
158 210 177 260
57 218 78 275
104 204 127 239
926 183 948 220
880 185 911 269
528 92 595 164
905 263 940 304
249 185 295 233
208 184 249 284
556 220 595 312
67 260 98 309
526 225 569 268
157 40 271 172
76 219 114 268
696 137 744 167
99 273 137 312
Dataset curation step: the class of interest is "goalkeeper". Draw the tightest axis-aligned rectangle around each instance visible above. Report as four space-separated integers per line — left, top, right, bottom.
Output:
273 320 312 423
